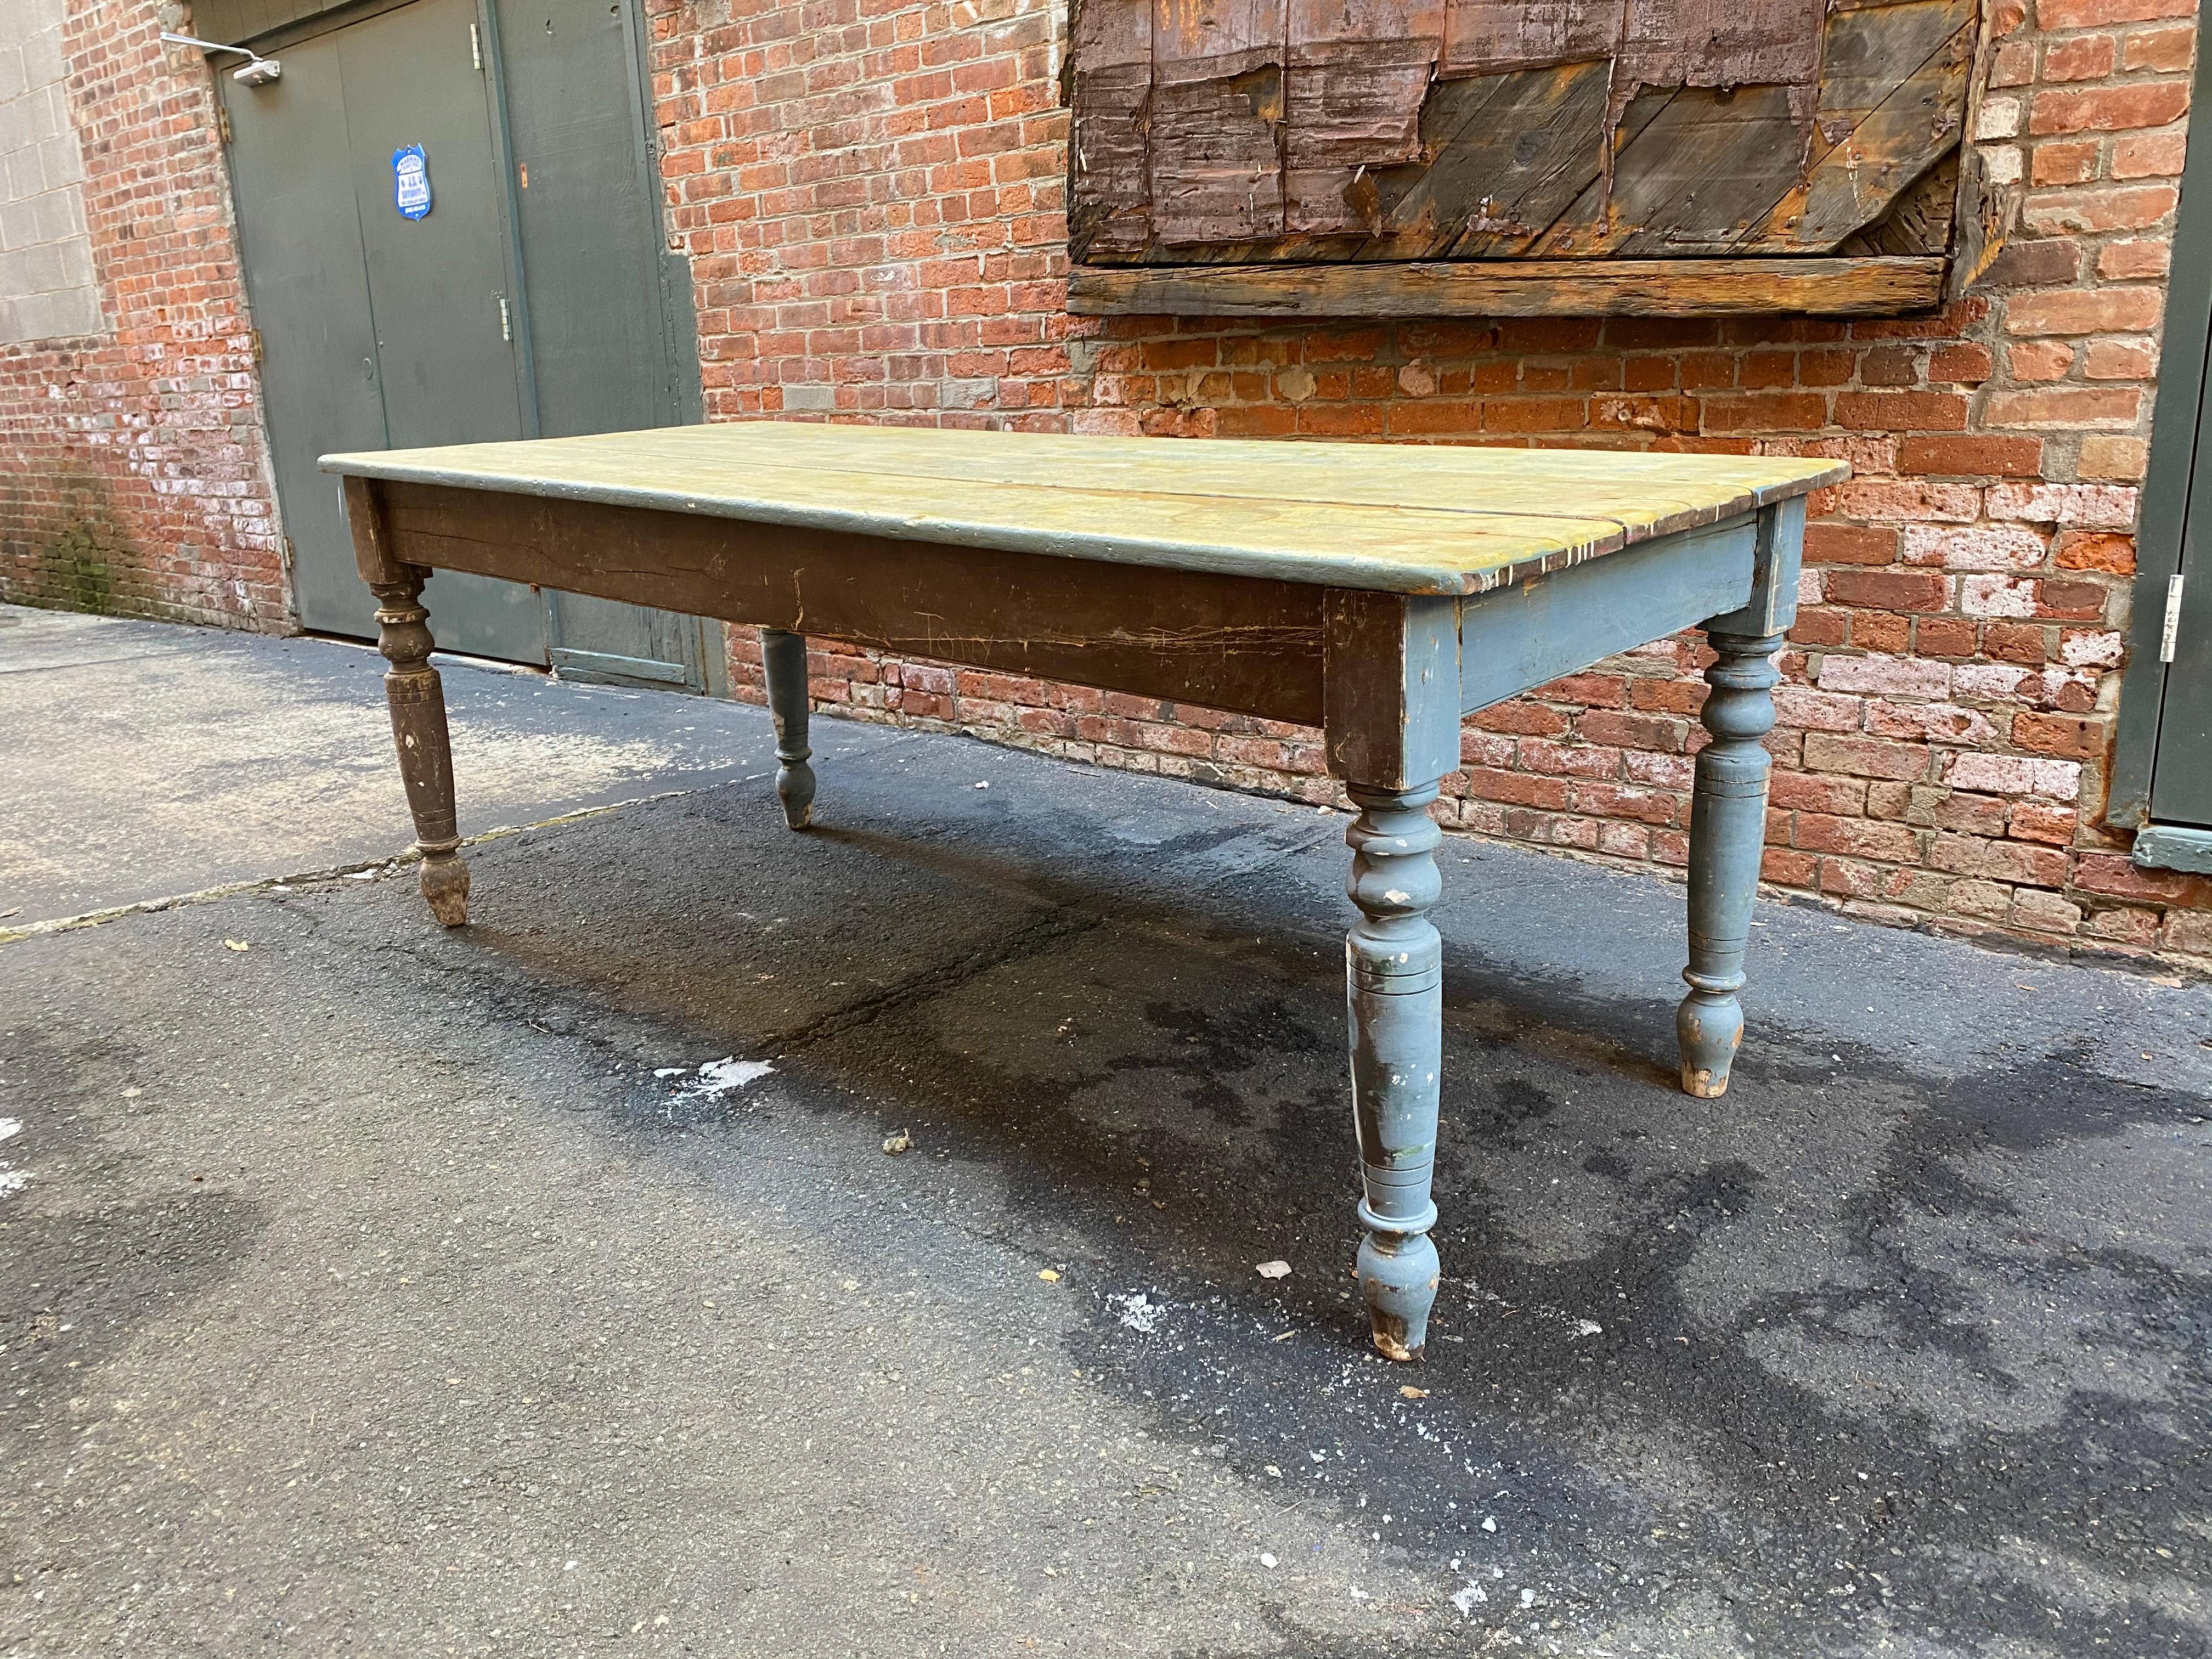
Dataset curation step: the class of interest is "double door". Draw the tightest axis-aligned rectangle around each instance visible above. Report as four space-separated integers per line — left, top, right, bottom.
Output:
219 0 713 687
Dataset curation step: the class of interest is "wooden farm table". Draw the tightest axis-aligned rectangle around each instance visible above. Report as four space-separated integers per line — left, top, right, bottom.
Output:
323 422 1843 1361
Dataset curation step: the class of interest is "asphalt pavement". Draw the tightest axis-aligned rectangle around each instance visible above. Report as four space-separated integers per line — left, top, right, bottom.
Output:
3 602 2209 1658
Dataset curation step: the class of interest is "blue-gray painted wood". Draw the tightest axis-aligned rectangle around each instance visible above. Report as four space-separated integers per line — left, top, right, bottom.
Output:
1320 591 1462 1358
1677 627 1785 1097
760 628 816 831
2133 823 2212 875
1705 498 1807 639
1458 516 1757 714
549 646 692 686
1344 782 1445 1361
1323 592 1463 788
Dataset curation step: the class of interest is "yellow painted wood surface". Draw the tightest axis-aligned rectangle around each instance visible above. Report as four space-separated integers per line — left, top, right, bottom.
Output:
323 422 1843 597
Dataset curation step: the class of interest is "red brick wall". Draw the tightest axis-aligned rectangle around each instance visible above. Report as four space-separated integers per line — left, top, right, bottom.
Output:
0 3 282 628
651 0 2210 966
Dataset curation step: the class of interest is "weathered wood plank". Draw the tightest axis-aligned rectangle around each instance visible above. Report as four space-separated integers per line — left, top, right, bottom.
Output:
1285 0 1443 235
1946 0 2016 296
587 420 1836 529
1843 151 1960 258
1365 61 1620 260
1528 84 1809 257
1066 0 1153 258
1741 0 1977 252
1149 0 1289 244
1066 255 1947 317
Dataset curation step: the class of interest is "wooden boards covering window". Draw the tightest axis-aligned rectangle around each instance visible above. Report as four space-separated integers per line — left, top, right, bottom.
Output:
1068 0 1978 316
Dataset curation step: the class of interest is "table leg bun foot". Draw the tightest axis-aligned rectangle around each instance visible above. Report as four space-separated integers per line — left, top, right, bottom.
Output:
417 843 471 927
1359 1229 1438 1361
761 628 816 832
1676 973 1743 1098
775 759 816 831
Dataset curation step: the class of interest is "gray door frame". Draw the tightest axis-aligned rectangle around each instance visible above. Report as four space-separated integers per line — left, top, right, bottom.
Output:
2111 40 2212 871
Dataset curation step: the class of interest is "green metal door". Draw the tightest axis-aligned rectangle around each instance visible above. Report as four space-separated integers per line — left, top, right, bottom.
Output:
215 35 386 636
221 0 542 660
2148 335 2212 829
337 0 545 663
494 0 713 689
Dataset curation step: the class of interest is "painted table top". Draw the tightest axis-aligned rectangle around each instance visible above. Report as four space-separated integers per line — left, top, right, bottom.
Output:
323 422 1844 597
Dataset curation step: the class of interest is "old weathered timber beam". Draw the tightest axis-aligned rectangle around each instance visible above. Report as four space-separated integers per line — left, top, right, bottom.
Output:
1065 256 1948 319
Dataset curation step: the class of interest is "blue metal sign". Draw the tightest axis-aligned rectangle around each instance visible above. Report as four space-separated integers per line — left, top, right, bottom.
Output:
392 144 432 221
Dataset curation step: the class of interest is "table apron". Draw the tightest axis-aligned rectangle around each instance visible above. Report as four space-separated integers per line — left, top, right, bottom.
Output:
373 479 1329 725
1457 515 1760 715
362 481 1768 733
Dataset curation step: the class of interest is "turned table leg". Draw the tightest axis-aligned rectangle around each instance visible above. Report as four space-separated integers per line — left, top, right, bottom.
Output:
1678 625 1784 1097
1323 591 1459 1362
760 627 816 831
370 573 470 927
1345 782 1446 1359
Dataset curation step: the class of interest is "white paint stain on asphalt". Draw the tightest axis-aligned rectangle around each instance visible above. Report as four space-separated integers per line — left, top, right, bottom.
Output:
685 1058 776 1097
0 1116 26 1199
1107 1291 1165 1334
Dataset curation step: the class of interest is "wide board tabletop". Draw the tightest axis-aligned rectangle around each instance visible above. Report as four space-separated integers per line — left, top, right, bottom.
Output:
323 422 1844 597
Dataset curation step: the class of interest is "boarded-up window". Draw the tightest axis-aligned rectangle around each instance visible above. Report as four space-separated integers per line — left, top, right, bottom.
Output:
1069 0 1979 282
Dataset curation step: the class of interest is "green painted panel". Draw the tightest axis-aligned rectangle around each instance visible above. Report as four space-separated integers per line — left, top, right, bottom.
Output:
191 0 351 48
223 0 545 658
2144 49 2212 829
2133 824 2212 874
494 0 679 436
2115 41 2212 828
493 0 703 684
2150 419 2212 825
219 38 388 636
337 0 546 662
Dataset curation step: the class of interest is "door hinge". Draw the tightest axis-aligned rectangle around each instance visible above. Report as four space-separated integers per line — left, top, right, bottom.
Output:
217 106 233 143
2160 572 2186 664
470 21 483 68
281 536 296 573
249 328 263 364
497 292 511 342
